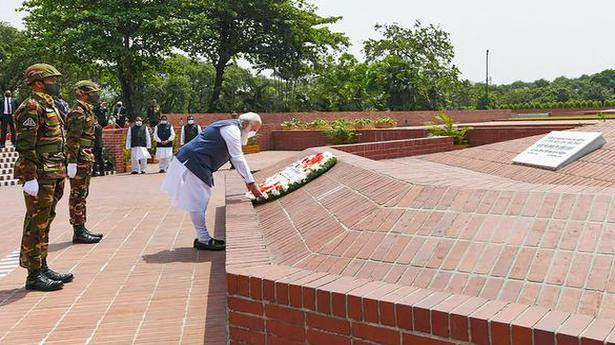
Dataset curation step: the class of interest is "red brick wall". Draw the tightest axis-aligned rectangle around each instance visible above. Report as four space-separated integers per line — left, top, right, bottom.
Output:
466 124 578 146
332 137 455 160
271 128 428 151
166 110 511 151
102 128 127 173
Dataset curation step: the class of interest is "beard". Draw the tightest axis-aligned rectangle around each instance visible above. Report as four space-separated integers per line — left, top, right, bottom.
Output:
240 130 249 146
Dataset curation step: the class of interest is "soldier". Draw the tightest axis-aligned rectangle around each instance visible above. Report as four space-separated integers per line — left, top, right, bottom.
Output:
66 80 105 244
146 99 161 127
15 64 73 291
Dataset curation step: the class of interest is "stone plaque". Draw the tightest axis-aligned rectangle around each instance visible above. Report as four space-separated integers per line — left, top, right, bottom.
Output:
512 131 606 170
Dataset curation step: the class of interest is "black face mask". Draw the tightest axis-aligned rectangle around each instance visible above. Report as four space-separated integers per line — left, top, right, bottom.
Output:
88 93 101 105
44 82 60 97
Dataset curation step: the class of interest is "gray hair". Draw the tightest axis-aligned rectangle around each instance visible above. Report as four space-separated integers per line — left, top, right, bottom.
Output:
238 112 262 127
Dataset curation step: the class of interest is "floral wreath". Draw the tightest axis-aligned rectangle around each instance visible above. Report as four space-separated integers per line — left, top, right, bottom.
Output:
248 152 337 205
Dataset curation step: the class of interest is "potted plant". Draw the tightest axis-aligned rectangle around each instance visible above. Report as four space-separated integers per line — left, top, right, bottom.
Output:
308 119 329 130
243 134 261 154
425 113 472 147
353 118 374 129
374 117 397 128
280 118 306 130
324 121 358 145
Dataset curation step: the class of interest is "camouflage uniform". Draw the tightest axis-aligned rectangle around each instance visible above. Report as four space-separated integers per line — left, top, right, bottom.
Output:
66 100 96 225
15 92 66 271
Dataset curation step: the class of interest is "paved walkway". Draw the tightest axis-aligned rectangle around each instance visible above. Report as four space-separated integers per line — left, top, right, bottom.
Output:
0 151 297 345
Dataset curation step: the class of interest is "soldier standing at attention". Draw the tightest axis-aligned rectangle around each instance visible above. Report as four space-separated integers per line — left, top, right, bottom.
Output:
15 63 73 291
65 81 104 244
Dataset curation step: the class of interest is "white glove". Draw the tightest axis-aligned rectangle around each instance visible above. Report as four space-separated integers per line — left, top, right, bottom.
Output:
23 179 39 197
68 163 77 179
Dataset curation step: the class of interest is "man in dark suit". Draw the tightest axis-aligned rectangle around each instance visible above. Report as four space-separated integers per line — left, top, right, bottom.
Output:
1 90 18 148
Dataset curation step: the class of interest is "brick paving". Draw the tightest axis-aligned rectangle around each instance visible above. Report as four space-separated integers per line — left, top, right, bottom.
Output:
0 151 297 345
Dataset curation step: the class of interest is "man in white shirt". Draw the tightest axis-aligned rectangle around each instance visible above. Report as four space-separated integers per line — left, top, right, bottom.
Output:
160 112 263 251
125 116 151 174
1 91 18 148
180 115 202 146
153 115 175 173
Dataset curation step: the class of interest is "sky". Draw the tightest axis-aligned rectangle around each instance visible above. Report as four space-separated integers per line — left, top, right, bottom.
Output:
3 0 615 85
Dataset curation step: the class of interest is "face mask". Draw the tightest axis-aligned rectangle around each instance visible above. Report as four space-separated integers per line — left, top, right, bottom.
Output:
87 93 100 105
44 82 61 97
135 121 142 126
160 120 168 125
188 120 194 125
247 131 257 138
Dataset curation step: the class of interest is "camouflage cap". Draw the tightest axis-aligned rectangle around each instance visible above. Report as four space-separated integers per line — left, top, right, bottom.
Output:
74 80 101 96
24 63 62 85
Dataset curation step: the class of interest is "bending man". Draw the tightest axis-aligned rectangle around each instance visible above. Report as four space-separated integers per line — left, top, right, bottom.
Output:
161 112 263 251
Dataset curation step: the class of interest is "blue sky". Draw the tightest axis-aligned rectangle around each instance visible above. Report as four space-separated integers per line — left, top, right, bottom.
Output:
4 0 615 84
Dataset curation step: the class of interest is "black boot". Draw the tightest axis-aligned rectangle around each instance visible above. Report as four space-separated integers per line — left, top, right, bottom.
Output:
41 259 74 283
73 224 102 244
82 224 103 239
25 269 64 291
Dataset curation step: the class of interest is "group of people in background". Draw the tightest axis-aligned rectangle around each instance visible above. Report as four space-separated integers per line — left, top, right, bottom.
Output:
125 114 203 174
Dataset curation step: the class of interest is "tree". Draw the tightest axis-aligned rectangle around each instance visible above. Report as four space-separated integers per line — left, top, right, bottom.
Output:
21 0 185 120
181 0 348 111
363 21 461 110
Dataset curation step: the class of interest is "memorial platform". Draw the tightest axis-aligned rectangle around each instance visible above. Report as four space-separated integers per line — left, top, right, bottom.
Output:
226 121 615 345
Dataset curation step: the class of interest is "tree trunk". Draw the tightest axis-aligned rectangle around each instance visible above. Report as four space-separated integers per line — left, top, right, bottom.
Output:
208 57 229 112
118 36 138 122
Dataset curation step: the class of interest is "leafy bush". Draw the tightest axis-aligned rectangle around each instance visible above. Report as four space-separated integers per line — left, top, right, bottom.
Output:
425 113 472 145
324 121 358 145
308 119 329 129
281 118 305 130
353 118 373 128
374 117 397 127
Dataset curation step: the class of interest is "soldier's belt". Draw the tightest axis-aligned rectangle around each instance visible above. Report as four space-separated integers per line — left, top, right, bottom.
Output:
36 142 63 154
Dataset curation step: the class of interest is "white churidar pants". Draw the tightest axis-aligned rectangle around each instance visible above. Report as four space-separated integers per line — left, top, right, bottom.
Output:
161 158 212 241
131 147 150 173
156 147 173 172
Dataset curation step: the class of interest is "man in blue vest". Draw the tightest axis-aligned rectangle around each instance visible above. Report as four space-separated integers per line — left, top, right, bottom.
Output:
161 112 263 251
153 115 175 173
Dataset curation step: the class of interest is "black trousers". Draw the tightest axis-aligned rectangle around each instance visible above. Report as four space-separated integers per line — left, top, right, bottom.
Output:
93 147 105 176
0 114 15 146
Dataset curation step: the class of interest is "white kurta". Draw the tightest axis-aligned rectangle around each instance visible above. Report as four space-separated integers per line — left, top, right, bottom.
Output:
161 158 211 212
126 125 152 172
154 125 176 159
180 125 202 145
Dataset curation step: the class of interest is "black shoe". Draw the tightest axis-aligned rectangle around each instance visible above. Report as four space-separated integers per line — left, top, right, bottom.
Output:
25 270 64 291
73 225 102 244
82 225 103 239
42 266 74 283
193 238 225 247
131 171 138 175
193 238 225 251
141 171 146 174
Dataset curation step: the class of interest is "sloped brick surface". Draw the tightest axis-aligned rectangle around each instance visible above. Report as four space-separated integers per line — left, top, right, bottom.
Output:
226 123 615 344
